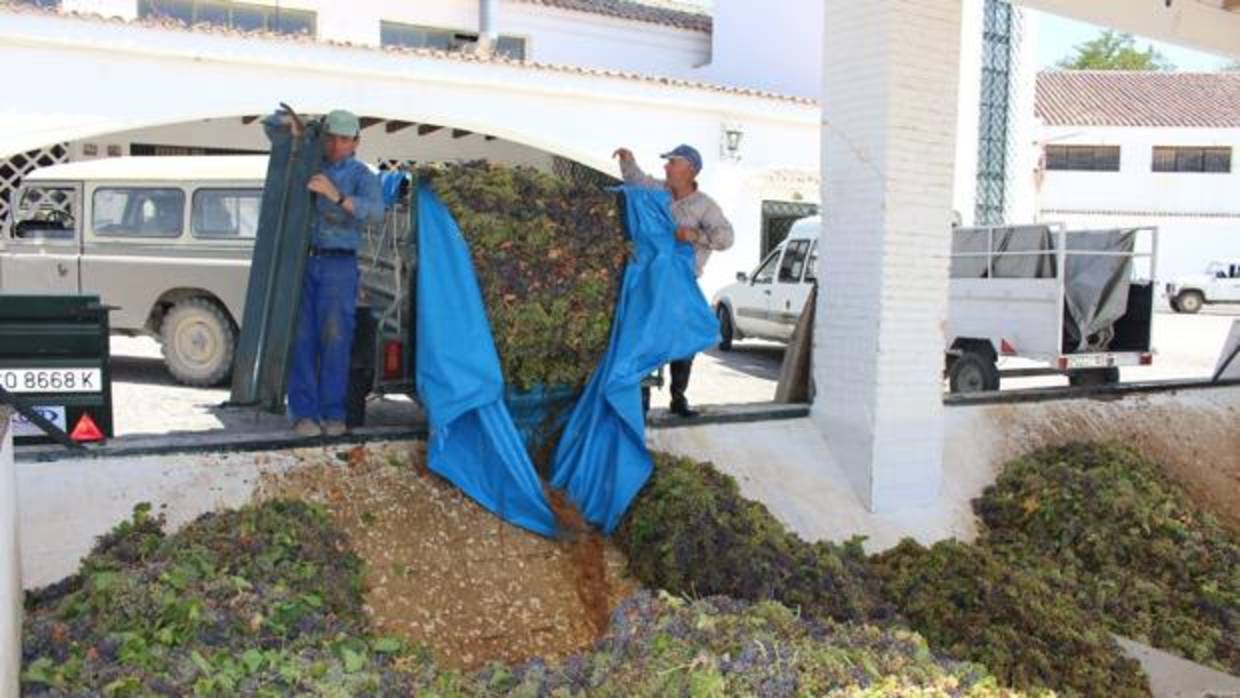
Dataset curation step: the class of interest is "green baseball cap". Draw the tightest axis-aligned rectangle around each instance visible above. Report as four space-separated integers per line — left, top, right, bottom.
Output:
324 109 360 137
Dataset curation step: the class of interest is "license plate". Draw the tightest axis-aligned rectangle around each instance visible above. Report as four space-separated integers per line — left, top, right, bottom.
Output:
0 368 102 393
9 405 67 437
1066 354 1112 369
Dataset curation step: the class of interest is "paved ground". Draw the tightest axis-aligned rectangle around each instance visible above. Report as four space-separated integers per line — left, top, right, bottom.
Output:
107 337 423 437
679 307 1238 403
102 308 1237 437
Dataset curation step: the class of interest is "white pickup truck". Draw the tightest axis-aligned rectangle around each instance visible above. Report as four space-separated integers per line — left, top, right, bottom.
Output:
1166 259 1240 314
712 218 1158 393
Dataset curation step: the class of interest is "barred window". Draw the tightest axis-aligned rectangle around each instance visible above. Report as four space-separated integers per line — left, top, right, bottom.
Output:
1045 145 1121 172
1152 147 1231 174
138 1 316 37
381 21 526 60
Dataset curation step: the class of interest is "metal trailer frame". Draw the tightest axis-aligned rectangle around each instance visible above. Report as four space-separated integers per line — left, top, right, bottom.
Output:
947 224 1159 390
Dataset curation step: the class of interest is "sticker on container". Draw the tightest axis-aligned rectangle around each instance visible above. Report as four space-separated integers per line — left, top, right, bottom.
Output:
9 405 67 438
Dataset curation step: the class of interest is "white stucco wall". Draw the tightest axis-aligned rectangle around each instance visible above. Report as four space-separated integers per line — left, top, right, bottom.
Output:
1038 124 1240 279
1040 125 1240 215
701 0 823 99
61 0 712 77
1004 5 1042 224
498 5 710 78
953 0 984 226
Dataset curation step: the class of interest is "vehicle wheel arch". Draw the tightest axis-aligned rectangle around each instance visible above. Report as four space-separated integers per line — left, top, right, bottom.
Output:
1174 289 1206 314
145 288 238 335
947 337 998 365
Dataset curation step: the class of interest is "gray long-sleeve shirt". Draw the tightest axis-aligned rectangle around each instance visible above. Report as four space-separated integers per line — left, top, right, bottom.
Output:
620 158 734 277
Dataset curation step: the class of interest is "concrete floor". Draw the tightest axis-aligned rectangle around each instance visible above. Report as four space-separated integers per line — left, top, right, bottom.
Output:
1115 636 1240 698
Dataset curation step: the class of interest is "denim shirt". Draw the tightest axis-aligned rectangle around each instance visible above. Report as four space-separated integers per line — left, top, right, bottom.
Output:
261 112 383 252
312 157 383 251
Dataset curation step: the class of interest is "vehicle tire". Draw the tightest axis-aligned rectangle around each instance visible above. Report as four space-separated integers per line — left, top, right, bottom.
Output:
160 298 236 387
717 305 736 352
1174 291 1204 314
1068 367 1120 387
948 352 1000 394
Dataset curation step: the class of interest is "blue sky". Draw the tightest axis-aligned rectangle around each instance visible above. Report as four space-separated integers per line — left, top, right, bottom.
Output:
1036 10 1232 71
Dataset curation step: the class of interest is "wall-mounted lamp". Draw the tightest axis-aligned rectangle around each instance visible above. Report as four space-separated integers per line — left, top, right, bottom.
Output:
721 123 744 161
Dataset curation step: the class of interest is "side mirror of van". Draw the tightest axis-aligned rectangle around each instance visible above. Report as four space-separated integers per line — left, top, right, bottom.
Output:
736 271 748 283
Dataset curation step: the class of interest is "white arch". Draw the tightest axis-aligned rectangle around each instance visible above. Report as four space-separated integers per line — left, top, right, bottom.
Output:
0 11 817 177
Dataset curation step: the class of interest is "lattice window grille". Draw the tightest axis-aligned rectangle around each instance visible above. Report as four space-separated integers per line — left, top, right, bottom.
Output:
0 144 70 230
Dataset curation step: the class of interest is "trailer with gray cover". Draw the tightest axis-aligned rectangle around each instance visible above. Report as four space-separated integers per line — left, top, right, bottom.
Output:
946 224 1158 393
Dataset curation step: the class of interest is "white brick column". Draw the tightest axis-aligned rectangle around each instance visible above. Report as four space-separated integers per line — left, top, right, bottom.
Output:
814 0 962 512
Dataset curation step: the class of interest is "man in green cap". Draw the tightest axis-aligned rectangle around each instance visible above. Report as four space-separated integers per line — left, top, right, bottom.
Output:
265 107 383 438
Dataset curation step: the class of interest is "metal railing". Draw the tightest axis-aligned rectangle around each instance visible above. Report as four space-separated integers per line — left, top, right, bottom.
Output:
950 224 1158 281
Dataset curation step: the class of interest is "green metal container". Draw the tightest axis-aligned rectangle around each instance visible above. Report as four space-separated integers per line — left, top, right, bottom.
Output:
0 294 113 445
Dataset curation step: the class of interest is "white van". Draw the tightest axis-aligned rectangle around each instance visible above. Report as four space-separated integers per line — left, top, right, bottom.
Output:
711 216 818 348
1 156 267 386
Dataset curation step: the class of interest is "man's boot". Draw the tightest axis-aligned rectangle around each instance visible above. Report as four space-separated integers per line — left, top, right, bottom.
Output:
669 356 698 418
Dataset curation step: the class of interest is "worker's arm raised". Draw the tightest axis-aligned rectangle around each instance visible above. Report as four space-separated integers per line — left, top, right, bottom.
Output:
613 148 664 189
261 105 304 139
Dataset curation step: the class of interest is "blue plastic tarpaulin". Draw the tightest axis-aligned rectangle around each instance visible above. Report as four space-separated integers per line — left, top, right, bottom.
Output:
551 187 720 533
414 181 559 537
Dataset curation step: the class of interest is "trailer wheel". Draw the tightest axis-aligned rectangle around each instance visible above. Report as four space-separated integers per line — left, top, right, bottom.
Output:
161 298 236 387
1174 291 1204 314
948 352 1000 394
1068 367 1120 387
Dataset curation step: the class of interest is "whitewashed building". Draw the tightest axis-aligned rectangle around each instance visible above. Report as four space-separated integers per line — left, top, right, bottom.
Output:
0 0 1043 297
1034 70 1240 280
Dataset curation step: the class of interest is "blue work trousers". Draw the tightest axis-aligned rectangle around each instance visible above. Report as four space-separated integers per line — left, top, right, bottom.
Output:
288 254 358 423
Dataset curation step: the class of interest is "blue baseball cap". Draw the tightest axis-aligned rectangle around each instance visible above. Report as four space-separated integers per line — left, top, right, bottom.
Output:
660 144 703 174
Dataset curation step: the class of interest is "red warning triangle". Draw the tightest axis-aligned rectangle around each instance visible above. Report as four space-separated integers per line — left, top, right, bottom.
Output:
70 413 105 442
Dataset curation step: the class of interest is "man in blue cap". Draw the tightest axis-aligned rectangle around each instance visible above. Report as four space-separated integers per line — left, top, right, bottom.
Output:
266 108 383 437
614 143 734 417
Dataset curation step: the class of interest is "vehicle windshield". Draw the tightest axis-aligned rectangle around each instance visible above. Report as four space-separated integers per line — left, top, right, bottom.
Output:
11 185 77 240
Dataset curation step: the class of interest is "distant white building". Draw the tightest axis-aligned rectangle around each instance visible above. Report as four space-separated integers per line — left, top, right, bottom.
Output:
1034 70 1240 280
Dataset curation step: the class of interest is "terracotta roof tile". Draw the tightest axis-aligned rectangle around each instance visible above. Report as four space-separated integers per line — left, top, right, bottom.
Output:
1036 71 1240 129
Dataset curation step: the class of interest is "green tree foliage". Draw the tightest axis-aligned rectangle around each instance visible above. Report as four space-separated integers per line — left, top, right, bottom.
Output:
1057 31 1174 71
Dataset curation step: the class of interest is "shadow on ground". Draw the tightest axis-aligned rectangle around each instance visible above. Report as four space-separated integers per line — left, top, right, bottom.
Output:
703 343 785 381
